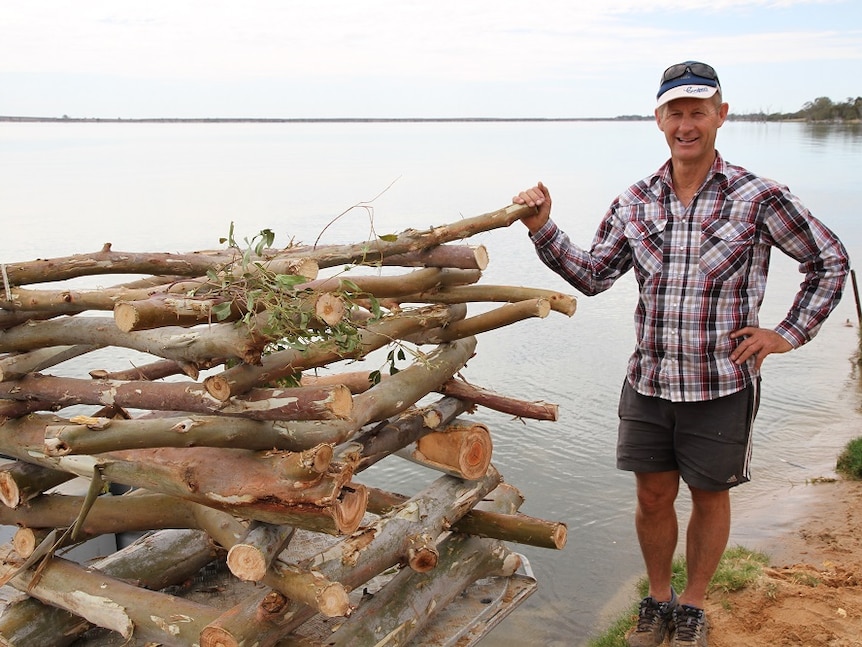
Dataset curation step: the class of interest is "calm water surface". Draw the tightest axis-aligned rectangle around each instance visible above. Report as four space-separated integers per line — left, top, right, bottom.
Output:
1 120 861 645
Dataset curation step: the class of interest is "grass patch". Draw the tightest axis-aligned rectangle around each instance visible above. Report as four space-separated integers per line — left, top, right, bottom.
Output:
586 546 768 647
836 436 862 480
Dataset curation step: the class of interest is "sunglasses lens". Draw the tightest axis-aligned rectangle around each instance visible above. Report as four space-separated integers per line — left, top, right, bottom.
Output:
689 63 717 80
661 64 689 83
661 63 718 84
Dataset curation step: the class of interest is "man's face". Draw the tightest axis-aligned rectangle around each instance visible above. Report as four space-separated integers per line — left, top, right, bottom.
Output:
655 97 729 165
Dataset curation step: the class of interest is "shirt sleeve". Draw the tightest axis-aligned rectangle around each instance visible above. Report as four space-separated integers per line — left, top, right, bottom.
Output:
528 210 633 296
764 188 850 347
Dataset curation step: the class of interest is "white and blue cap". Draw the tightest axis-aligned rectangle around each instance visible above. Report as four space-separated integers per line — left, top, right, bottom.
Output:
656 61 721 108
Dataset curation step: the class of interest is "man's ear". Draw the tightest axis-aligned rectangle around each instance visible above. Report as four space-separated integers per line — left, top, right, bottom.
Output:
717 102 729 127
654 108 665 132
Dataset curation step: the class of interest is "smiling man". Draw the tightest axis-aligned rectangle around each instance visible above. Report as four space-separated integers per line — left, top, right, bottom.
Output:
513 61 849 647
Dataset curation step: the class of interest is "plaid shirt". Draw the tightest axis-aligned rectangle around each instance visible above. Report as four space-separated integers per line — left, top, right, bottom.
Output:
530 152 850 402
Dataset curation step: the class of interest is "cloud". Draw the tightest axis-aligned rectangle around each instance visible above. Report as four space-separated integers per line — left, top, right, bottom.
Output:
4 0 855 82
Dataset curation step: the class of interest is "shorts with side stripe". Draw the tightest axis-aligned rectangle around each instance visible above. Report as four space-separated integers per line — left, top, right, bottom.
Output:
616 379 759 491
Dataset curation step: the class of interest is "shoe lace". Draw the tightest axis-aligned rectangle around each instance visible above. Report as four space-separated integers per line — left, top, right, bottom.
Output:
674 607 705 642
635 598 666 632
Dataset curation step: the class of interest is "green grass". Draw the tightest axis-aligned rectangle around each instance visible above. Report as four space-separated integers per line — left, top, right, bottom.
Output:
586 546 768 647
836 436 862 480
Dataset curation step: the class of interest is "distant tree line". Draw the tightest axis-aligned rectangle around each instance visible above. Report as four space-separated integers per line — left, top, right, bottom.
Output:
732 96 862 122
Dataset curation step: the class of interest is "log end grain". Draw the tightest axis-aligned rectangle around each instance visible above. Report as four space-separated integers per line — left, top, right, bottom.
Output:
0 471 22 508
204 374 233 402
113 302 140 333
417 425 493 481
318 582 351 618
226 543 267 582
333 482 368 535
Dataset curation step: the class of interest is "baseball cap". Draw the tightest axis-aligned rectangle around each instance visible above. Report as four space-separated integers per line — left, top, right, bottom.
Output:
656 61 721 108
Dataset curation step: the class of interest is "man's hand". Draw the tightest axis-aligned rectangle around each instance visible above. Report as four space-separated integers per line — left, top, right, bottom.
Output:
513 182 552 234
729 327 793 371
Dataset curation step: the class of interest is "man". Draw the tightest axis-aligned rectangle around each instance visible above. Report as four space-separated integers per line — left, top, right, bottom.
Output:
513 61 849 647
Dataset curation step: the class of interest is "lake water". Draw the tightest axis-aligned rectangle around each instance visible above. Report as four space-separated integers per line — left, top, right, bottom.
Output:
1 119 861 645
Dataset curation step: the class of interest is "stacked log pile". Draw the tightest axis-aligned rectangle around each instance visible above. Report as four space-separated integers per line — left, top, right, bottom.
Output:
0 203 574 646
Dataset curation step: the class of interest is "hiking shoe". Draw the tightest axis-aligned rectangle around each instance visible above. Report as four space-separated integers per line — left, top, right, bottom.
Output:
625 589 678 647
670 604 709 647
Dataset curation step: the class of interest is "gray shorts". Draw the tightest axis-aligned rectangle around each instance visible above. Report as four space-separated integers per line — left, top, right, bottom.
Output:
616 380 759 491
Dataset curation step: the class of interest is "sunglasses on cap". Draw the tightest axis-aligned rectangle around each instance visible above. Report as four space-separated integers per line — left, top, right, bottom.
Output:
661 62 719 84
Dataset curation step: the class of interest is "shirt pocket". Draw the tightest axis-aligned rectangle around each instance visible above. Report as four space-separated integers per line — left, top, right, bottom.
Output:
624 216 667 278
699 219 756 282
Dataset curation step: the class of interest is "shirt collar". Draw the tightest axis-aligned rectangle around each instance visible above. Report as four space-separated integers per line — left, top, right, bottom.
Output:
651 150 728 193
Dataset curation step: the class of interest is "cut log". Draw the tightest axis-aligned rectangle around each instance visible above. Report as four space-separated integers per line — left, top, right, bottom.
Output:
268 202 536 270
380 244 489 270
439 377 560 421
0 492 197 539
0 249 242 286
413 297 551 344
226 521 295 582
190 504 351 619
0 543 220 646
199 466 502 647
1 374 353 422
0 461 74 508
398 283 577 316
300 369 376 394
0 316 265 364
297 267 481 298
320 489 523 647
0 423 367 533
365 486 568 550
114 290 347 332
0 345 100 382
88 356 226 381
394 419 493 480
0 528 219 647
335 396 470 471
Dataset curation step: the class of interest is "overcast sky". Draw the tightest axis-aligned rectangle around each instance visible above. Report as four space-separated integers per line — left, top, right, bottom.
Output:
1 0 860 119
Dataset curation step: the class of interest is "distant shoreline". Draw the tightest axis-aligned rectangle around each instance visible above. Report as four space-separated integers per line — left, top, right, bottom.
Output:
0 115 651 124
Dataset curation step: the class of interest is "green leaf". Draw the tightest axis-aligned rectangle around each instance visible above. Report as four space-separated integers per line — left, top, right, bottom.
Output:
378 234 398 242
212 302 233 321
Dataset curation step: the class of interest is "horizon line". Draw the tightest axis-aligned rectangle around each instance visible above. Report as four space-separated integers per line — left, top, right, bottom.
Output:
1 115 651 124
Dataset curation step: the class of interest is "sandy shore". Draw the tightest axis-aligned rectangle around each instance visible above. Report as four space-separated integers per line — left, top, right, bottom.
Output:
703 477 862 646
